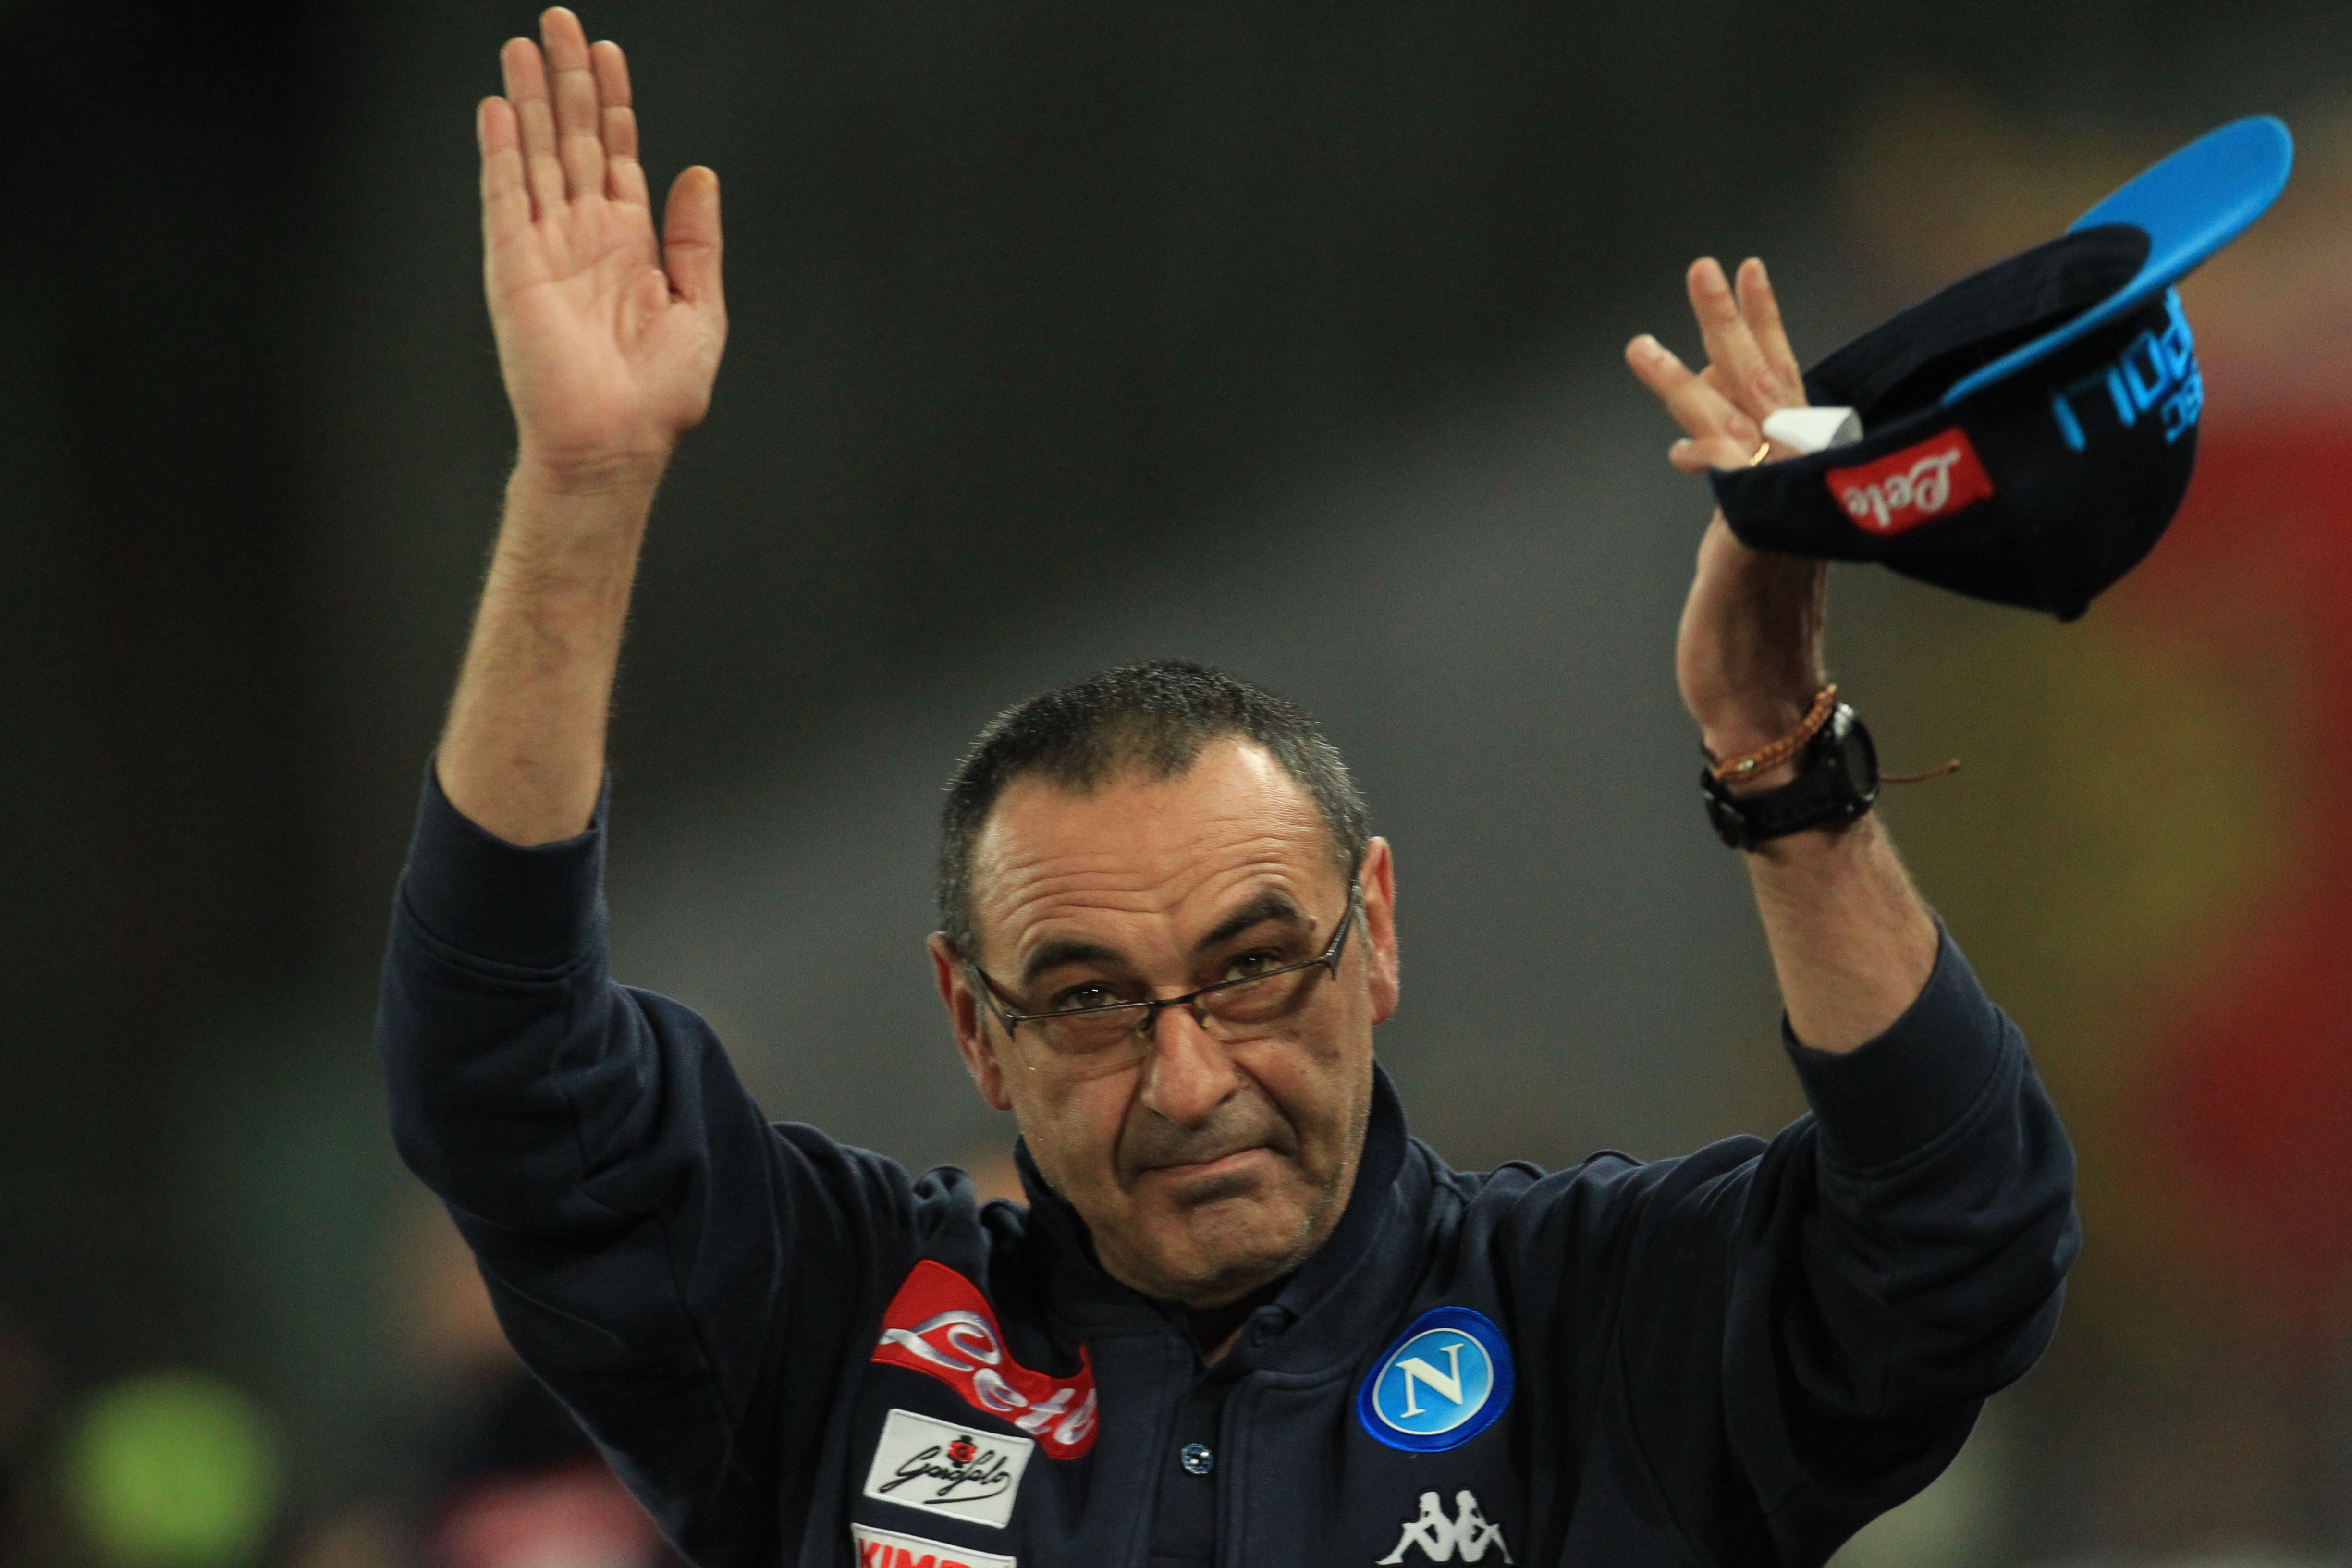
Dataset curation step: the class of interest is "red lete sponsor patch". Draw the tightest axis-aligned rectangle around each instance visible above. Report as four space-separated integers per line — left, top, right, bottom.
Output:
871 1260 1098 1458
1826 427 1996 536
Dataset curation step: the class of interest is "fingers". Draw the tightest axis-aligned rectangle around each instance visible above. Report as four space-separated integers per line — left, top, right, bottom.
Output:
501 37 565 217
478 96 531 240
1734 258 1804 406
1669 438 1733 476
1626 334 1760 470
539 8 606 205
497 14 649 222
1634 257 1808 477
1687 258 1787 424
590 37 632 107
592 40 648 208
1623 331 1755 444
662 166 725 309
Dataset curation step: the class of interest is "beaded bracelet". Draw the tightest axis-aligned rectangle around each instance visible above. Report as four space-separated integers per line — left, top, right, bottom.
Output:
1704 685 1838 784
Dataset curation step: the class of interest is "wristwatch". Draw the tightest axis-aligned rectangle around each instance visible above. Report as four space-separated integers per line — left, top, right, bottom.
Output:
1700 703 1880 850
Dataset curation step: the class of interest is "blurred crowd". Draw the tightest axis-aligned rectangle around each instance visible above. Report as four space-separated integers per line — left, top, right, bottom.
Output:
0 1152 1030 1568
0 1203 684 1568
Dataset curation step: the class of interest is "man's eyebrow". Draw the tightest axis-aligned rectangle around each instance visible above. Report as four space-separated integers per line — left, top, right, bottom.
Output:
1194 890 1309 954
1019 938 1125 989
1013 890 1311 988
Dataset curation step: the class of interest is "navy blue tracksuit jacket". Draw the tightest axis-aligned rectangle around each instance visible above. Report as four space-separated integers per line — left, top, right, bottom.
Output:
378 772 2078 1568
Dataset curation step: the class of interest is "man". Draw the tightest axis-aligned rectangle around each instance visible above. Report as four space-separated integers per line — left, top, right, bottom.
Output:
379 9 2078 1568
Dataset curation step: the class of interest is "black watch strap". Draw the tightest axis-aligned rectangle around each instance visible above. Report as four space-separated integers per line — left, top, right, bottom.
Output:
1700 704 1881 851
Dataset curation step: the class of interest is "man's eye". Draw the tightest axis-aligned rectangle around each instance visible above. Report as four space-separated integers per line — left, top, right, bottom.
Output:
1221 950 1285 983
1048 983 1124 1014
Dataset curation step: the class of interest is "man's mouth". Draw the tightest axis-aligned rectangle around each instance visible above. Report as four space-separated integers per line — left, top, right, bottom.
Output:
1142 1146 1277 1192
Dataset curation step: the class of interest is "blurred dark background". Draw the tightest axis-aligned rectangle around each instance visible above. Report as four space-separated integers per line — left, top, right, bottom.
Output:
6 1 2352 1564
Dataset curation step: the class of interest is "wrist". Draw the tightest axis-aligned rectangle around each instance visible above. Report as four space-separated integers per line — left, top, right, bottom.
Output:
1716 755 1801 794
1700 684 1833 793
1696 696 1812 763
1700 701 1879 851
492 455 660 598
510 443 671 501
1744 805 1871 862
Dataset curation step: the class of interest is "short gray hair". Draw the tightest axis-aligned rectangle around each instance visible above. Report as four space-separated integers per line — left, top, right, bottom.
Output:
937 660 1369 961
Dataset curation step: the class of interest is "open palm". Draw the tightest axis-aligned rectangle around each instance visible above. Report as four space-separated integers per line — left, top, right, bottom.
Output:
479 8 725 479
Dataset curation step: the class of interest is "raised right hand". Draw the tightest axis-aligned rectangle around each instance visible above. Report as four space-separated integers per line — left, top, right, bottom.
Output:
480 7 726 485
1624 258 1825 772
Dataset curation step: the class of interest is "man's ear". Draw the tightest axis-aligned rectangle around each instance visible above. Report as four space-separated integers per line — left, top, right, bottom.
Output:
1360 836 1401 1026
930 931 1014 1112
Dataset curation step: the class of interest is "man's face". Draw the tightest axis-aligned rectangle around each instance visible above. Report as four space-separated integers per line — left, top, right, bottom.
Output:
929 738 1399 1308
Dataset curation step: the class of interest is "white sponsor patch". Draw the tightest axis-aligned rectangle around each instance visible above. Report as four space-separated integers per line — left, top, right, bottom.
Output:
852 1521 1017 1568
862 1407 1033 1531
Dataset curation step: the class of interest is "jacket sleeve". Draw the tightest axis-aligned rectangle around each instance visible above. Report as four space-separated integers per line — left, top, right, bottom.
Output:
1614 927 2080 1565
374 765 922 1566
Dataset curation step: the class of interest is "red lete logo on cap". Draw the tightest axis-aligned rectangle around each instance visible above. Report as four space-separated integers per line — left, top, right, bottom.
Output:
1826 428 1996 536
871 1260 1099 1458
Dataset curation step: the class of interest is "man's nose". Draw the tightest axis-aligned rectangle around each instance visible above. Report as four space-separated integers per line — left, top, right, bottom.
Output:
1137 1004 1240 1127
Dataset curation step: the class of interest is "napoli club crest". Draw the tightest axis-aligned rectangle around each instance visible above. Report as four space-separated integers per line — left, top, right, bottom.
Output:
1356 1306 1514 1452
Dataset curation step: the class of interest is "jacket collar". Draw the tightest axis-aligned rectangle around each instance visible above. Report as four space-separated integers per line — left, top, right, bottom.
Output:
1014 1063 1433 1378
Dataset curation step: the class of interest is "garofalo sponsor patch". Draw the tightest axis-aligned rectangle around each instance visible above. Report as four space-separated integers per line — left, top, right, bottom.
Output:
871 1261 1099 1458
862 1408 1034 1531
852 1521 1017 1568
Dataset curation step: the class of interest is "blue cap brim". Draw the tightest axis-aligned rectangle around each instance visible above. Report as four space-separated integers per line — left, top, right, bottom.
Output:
1940 115 2293 405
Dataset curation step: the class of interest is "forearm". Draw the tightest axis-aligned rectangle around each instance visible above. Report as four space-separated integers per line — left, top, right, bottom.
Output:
437 455 663 845
1740 812 1937 1053
1629 266 1971 1048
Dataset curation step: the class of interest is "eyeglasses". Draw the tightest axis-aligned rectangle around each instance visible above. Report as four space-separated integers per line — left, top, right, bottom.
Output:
964 885 1361 1080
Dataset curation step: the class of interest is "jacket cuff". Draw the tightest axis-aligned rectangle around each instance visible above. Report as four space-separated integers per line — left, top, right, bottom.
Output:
1782 924 2007 1168
395 758 609 969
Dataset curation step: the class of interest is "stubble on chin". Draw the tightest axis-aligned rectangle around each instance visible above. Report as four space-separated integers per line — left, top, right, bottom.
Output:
1120 1158 1342 1307
1062 1066 1372 1305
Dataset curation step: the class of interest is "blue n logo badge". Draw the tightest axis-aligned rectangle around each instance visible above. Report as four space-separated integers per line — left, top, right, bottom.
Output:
1357 1307 1515 1452
1395 1338 1468 1418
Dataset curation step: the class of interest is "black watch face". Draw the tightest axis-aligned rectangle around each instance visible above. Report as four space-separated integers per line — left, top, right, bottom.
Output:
1834 718 1879 798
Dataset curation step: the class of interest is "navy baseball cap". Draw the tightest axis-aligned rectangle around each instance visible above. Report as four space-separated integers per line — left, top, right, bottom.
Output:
1709 116 2293 621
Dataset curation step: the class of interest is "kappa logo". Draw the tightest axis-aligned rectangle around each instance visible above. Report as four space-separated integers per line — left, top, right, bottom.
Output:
862 1408 1033 1531
1826 429 1996 537
871 1261 1098 1458
1377 1489 1513 1564
1356 1306 1515 1453
852 1522 1016 1568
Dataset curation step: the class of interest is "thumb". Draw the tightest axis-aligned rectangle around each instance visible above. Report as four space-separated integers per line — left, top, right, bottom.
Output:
662 166 725 309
